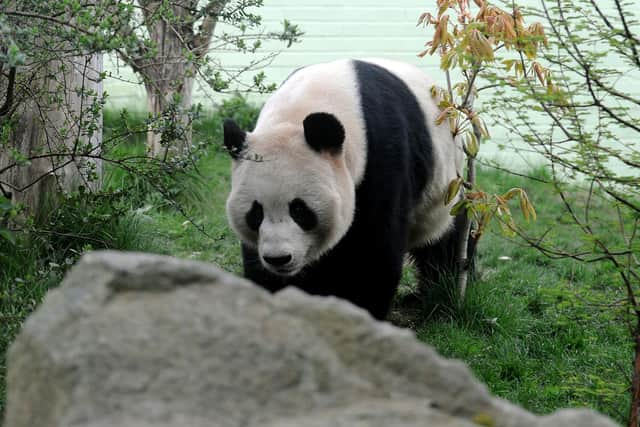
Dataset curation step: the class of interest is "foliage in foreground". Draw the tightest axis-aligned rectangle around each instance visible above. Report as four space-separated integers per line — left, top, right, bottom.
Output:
482 1 639 423
418 0 545 300
419 1 637 423
416 167 630 421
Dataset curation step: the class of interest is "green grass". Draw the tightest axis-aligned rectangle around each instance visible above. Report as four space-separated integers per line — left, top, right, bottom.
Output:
0 105 632 424
100 107 246 273
141 150 244 274
0 200 157 417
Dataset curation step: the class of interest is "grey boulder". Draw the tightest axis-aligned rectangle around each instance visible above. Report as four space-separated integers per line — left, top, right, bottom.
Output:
5 251 618 427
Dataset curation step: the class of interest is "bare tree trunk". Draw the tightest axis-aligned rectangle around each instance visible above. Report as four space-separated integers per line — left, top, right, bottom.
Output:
139 1 197 158
59 54 103 192
456 174 474 302
0 53 103 219
144 66 194 158
133 0 225 158
455 80 481 303
630 316 640 427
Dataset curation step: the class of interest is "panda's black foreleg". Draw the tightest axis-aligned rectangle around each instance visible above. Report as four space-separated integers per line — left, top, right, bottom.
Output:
341 242 405 320
409 213 476 296
291 228 405 320
328 258 403 320
241 244 288 293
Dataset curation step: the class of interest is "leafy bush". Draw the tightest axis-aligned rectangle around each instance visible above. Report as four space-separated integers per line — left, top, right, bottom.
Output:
194 95 261 147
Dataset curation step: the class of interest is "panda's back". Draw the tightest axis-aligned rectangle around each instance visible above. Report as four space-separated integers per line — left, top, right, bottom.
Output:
254 60 366 184
255 59 461 245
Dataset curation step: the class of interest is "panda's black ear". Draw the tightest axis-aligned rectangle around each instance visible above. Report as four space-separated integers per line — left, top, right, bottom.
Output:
223 119 246 159
303 112 345 155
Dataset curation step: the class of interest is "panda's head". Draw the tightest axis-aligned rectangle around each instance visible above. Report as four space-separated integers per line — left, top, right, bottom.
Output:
224 112 355 276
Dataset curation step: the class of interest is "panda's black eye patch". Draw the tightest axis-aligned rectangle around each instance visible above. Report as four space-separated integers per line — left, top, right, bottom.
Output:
289 198 317 231
246 201 263 232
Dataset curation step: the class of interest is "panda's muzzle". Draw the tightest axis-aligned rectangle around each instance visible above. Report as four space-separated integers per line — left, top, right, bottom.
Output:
263 254 292 267
262 253 300 276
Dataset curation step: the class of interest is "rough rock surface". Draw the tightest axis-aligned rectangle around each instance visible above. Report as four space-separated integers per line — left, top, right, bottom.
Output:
5 251 618 427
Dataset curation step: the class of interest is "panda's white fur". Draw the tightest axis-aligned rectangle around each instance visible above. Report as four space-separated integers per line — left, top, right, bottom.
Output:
224 58 463 318
226 124 353 276
255 60 369 185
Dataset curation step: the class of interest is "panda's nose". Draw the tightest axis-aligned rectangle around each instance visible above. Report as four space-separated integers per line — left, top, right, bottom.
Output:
263 254 292 267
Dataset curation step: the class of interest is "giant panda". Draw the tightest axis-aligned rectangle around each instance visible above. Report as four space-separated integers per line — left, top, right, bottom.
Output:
223 58 464 320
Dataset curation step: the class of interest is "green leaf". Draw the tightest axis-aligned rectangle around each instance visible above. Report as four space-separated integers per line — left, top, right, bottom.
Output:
450 199 468 216
464 132 479 158
0 196 12 211
0 228 15 245
445 177 463 205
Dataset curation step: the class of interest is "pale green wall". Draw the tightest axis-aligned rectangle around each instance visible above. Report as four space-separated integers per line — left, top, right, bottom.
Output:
104 0 443 109
213 0 443 84
103 0 639 168
105 0 640 105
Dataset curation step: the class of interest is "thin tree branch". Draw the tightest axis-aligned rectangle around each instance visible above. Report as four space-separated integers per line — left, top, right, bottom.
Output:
613 0 640 67
193 0 228 58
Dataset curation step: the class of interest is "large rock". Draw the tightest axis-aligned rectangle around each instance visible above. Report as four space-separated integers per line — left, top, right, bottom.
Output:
5 251 617 427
